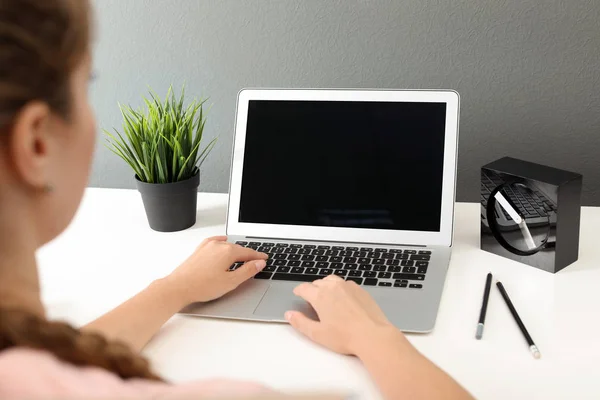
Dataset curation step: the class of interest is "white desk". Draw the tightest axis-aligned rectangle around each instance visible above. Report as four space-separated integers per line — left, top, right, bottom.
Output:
38 188 600 399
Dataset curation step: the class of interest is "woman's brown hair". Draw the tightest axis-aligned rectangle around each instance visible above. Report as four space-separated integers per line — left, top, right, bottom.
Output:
0 0 161 381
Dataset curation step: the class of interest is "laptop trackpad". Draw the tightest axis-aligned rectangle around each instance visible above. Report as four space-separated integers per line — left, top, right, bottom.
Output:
253 282 319 321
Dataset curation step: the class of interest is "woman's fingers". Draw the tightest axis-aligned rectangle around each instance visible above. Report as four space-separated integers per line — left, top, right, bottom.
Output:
230 260 267 285
285 311 322 342
231 245 268 261
293 282 320 305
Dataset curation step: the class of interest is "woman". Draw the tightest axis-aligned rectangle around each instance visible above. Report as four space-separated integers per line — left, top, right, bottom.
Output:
0 0 473 398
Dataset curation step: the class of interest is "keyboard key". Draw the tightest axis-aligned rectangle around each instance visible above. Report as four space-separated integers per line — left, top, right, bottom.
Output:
348 270 362 277
346 277 363 285
263 243 275 247
277 267 291 273
387 266 401 273
415 261 428 267
290 244 302 248
393 273 425 281
305 268 319 274
382 253 395 259
409 284 423 289
418 266 428 274
373 265 386 272
316 262 329 268
258 246 272 253
418 250 431 255
315 255 328 262
331 263 344 269
359 264 372 271
325 250 338 256
312 249 325 256
288 260 301 267
334 269 347 277
236 241 248 246
229 263 242 271
249 242 261 246
389 249 403 253
288 254 301 261
394 281 408 288
405 250 417 254
403 266 416 273
274 254 287 260
266 259 276 266
320 268 333 275
367 252 382 259
272 247 284 253
302 261 315 268
263 266 276 272
274 260 287 266
291 267 304 274
284 248 297 254
318 245 331 249
364 278 378 286
276 243 289 247
272 273 325 282
358 257 370 264
378 272 392 279
410 255 431 261
360 247 371 252
401 260 415 267
332 246 344 251
304 244 316 249
363 271 377 278
354 251 367 257
395 253 409 260
347 247 359 251
379 282 392 287
375 248 387 252
297 248 310 255
301 255 315 261
373 259 385 265
344 263 358 270
331 256 343 262
339 250 354 257
343 257 357 263
254 272 272 280
386 259 400 266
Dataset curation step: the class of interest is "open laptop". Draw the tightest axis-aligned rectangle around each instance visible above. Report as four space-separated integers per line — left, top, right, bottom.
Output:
180 89 460 332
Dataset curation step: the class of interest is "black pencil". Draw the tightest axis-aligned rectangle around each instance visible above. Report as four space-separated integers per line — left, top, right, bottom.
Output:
496 281 541 359
476 273 493 339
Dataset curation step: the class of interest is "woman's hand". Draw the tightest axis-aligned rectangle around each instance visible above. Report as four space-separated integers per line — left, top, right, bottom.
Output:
285 275 409 357
167 236 268 305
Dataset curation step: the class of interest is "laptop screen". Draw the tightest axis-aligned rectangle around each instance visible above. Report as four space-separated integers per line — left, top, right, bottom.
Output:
238 100 447 232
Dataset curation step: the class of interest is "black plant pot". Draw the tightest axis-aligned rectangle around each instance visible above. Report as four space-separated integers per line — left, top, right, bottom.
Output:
135 172 200 232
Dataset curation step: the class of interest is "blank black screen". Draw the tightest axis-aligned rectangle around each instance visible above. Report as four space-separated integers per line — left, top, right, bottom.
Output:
239 100 447 232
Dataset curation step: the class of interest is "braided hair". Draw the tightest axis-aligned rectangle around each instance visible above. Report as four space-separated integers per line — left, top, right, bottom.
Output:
0 0 162 382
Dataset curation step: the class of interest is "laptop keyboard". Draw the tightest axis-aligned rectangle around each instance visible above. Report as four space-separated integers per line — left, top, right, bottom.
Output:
229 241 430 289
481 172 556 219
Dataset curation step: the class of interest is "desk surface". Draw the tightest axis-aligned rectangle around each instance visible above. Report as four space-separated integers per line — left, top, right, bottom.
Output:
38 188 600 399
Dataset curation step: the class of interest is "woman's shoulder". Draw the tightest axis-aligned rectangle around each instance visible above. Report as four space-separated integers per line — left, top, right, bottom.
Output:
0 347 64 372
0 347 158 397
0 347 272 398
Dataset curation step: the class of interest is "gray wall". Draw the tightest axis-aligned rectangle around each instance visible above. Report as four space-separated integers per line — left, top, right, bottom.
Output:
89 0 600 205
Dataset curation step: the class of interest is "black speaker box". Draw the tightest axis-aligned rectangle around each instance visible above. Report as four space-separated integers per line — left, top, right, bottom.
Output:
481 157 582 273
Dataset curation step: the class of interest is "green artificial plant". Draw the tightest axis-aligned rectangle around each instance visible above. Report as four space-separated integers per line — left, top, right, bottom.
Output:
105 85 216 184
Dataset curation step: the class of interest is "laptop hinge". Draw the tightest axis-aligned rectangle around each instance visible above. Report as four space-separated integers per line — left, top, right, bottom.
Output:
240 236 427 248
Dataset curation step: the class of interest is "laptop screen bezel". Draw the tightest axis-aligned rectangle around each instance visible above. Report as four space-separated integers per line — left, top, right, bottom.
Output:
226 89 459 247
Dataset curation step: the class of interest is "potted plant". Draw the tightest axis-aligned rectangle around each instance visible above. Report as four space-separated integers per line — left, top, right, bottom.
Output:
105 86 216 232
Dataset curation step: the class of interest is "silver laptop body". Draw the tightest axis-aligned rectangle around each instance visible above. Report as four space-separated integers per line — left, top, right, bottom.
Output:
181 88 460 332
